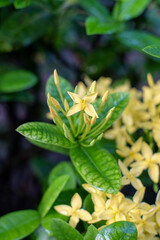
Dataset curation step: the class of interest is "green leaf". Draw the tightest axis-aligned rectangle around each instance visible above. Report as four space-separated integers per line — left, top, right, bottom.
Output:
51 219 83 240
143 44 160 58
41 210 68 236
118 31 160 51
48 161 76 190
14 0 31 9
0 210 40 240
96 221 137 240
113 0 150 21
86 16 124 35
28 138 69 155
0 4 52 51
70 145 121 194
46 74 74 107
16 122 77 149
78 0 110 20
0 70 38 93
84 225 99 240
38 175 69 218
90 92 129 137
0 0 13 7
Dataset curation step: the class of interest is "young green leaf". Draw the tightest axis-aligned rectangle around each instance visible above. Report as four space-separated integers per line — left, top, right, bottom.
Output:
70 145 121 194
48 161 76 190
113 0 150 21
28 138 69 155
96 221 137 240
84 225 99 240
86 16 123 35
118 31 160 51
14 0 31 9
143 44 160 58
0 210 40 240
38 175 69 218
51 218 83 240
17 122 77 149
0 70 37 93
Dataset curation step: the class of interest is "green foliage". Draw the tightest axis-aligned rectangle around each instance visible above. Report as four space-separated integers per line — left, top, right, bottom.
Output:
84 225 99 240
38 175 69 218
51 219 83 240
0 210 40 240
0 70 37 93
118 31 160 51
0 4 52 51
48 161 76 190
14 0 31 9
96 221 137 240
143 44 160 58
113 0 151 21
70 145 121 194
16 122 77 149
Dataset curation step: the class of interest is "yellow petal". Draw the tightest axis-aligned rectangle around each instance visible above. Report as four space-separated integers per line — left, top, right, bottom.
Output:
156 210 160 226
118 160 129 175
142 142 152 159
67 104 81 116
133 187 145 204
122 176 130 185
131 178 143 190
71 193 82 210
85 103 98 118
54 205 73 216
69 214 79 228
115 212 126 221
83 93 97 103
82 184 97 194
77 209 92 221
148 164 159 183
144 222 157 235
132 137 142 152
92 193 106 212
156 190 160 206
68 91 81 103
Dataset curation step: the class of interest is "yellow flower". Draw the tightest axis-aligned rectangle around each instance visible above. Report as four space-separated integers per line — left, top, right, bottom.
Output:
116 137 143 166
155 190 160 226
54 193 92 228
67 91 98 118
131 142 160 183
118 160 143 190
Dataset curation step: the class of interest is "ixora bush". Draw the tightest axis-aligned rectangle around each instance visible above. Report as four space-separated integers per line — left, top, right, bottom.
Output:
0 70 160 240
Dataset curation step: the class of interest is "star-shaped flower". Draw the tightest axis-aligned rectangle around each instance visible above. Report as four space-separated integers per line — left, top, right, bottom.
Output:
54 193 92 228
67 92 98 118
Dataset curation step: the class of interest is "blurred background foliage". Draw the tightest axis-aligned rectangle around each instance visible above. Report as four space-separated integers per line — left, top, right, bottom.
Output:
0 0 160 227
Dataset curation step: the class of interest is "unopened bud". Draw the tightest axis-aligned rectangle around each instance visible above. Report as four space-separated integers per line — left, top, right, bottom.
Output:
49 107 58 118
89 139 95 146
54 69 59 86
91 115 97 126
88 81 96 94
84 113 90 125
51 97 61 109
105 107 115 121
147 73 154 87
96 133 103 141
102 90 109 103
64 99 69 112
74 85 78 94
63 123 70 139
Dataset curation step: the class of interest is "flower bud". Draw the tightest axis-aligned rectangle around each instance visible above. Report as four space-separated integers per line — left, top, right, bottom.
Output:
54 69 59 86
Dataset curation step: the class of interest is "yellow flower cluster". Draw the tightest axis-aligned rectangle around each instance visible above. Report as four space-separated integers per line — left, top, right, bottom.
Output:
54 184 160 239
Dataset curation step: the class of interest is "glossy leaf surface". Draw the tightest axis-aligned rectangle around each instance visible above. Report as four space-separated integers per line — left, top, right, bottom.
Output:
118 31 160 51
70 145 121 194
48 161 76 190
0 210 40 240
51 219 83 240
143 44 160 58
113 0 150 21
17 122 77 149
96 221 137 240
0 70 37 93
38 175 69 217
